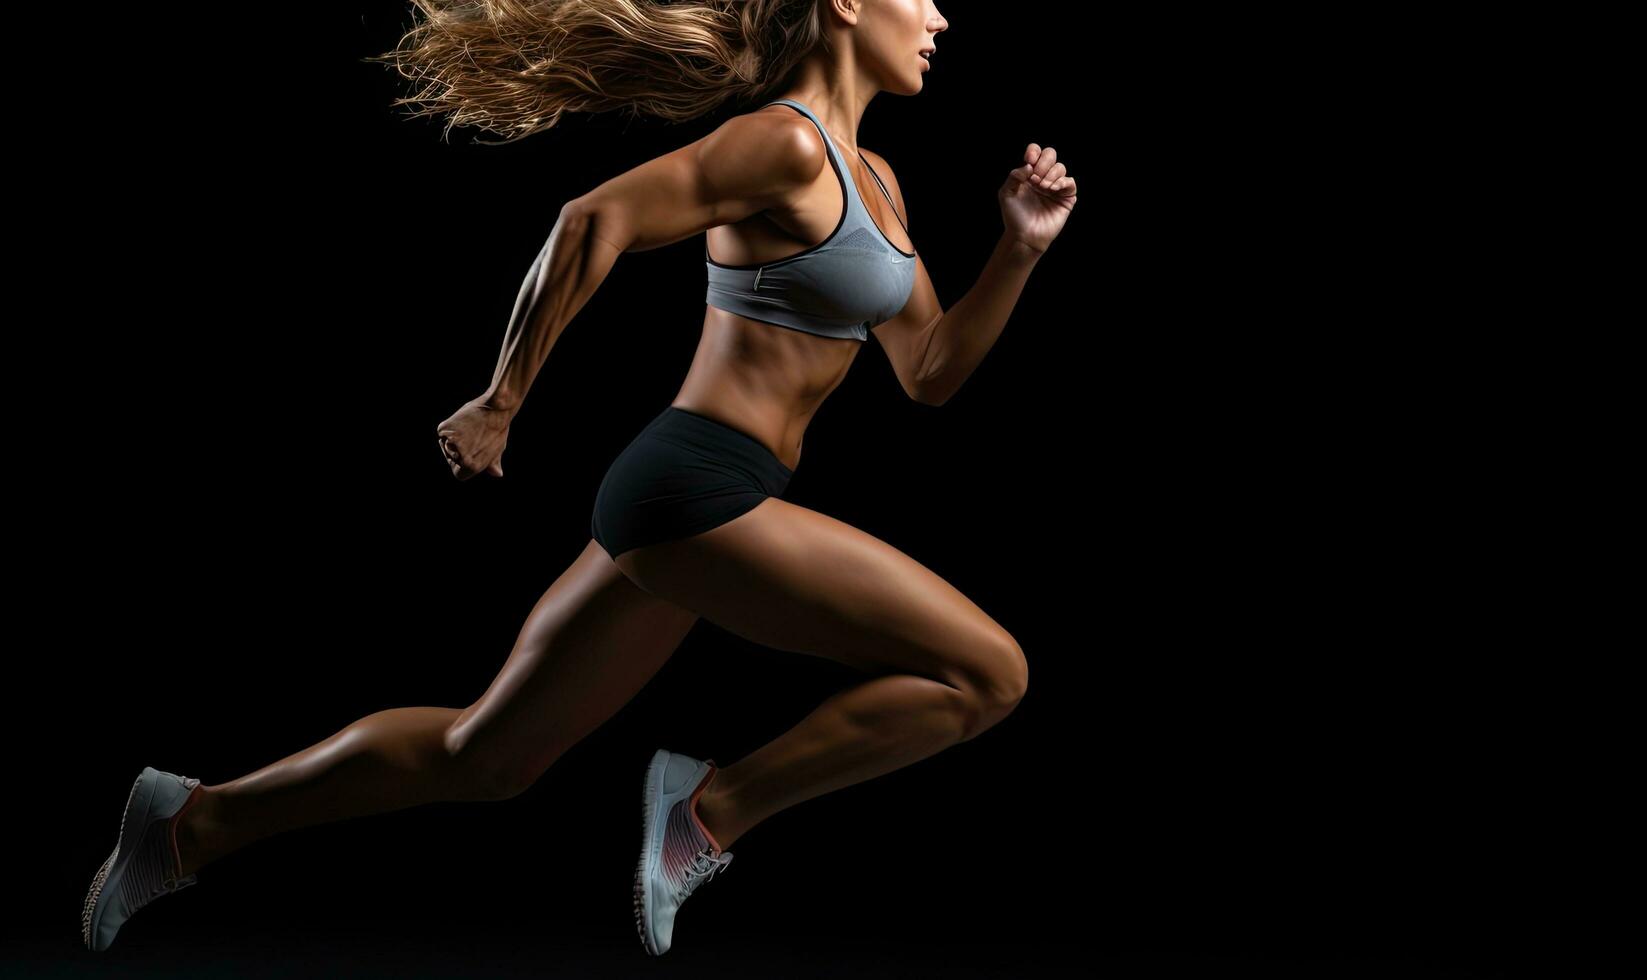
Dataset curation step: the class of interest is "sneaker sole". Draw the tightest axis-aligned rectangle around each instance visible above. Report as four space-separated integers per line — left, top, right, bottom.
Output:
633 749 667 955
81 769 158 950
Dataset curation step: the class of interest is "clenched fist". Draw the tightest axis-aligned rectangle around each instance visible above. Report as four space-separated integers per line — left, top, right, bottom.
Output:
1000 142 1077 254
436 396 512 481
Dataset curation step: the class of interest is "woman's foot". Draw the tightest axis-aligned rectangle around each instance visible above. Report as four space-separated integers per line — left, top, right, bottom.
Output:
82 767 205 951
632 749 735 956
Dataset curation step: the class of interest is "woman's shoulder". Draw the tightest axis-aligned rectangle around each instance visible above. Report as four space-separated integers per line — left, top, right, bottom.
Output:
705 103 827 186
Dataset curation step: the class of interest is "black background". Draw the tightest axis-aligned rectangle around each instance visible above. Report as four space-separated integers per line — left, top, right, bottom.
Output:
25 4 1520 978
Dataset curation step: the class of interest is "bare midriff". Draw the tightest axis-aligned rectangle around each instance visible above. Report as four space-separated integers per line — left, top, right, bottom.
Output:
671 305 863 472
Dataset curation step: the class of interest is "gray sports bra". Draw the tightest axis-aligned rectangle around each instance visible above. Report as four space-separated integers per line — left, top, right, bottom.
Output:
704 98 917 343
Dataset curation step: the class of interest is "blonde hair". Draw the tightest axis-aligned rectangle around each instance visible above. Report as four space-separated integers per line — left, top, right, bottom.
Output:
365 0 831 145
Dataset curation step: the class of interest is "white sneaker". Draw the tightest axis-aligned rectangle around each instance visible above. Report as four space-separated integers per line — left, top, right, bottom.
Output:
632 749 733 955
82 766 204 951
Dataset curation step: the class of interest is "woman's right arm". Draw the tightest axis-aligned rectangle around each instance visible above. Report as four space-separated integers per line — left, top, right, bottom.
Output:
478 111 822 414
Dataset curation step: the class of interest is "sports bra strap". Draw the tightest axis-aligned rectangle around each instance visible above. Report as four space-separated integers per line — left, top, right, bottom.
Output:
855 152 909 238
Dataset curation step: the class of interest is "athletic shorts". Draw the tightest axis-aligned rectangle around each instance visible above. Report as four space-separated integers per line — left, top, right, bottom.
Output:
591 405 796 560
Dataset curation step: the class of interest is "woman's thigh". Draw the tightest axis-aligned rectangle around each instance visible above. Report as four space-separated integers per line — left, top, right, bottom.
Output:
612 498 1026 703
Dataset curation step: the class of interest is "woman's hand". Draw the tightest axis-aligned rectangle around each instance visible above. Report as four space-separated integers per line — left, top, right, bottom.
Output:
999 143 1077 254
436 396 512 481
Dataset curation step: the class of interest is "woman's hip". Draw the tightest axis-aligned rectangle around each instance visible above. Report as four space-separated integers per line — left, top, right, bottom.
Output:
590 405 797 558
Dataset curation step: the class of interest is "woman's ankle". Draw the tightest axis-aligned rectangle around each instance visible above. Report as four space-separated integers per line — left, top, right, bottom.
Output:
173 785 226 878
694 773 745 851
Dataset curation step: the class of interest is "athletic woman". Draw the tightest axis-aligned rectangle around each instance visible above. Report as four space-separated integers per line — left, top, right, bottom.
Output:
82 0 1076 957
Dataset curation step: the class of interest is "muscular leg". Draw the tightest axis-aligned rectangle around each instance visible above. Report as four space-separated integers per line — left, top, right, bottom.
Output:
613 498 1028 851
175 540 699 877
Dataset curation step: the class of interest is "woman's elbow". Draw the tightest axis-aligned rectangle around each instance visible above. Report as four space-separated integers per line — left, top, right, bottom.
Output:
913 382 951 407
559 196 630 253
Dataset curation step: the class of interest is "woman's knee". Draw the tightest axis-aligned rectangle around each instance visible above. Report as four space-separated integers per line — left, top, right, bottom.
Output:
957 632 1029 742
443 720 556 801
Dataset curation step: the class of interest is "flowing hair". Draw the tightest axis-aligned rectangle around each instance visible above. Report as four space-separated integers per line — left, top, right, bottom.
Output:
364 0 830 145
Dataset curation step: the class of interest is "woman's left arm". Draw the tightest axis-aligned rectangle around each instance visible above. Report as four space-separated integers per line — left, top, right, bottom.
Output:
876 143 1078 407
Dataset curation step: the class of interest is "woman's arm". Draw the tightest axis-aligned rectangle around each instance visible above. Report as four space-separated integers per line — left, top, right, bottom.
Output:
478 111 820 415
917 144 1077 407
910 235 1042 407
435 111 823 481
481 205 621 412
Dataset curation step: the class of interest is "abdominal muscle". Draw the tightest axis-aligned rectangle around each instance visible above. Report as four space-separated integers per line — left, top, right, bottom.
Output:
672 304 859 473
677 187 865 473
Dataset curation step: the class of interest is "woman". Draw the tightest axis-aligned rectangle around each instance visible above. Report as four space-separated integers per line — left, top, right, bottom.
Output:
81 0 1076 958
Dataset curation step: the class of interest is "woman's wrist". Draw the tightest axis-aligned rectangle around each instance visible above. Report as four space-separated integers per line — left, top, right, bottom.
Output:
481 387 521 414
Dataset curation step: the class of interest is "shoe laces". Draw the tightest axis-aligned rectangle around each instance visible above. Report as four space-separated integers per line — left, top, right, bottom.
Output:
682 847 733 895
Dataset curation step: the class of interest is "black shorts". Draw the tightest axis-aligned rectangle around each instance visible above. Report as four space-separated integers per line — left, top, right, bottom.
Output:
591 405 796 560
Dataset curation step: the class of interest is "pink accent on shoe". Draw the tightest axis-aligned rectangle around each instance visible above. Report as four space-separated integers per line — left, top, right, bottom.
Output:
688 767 724 852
